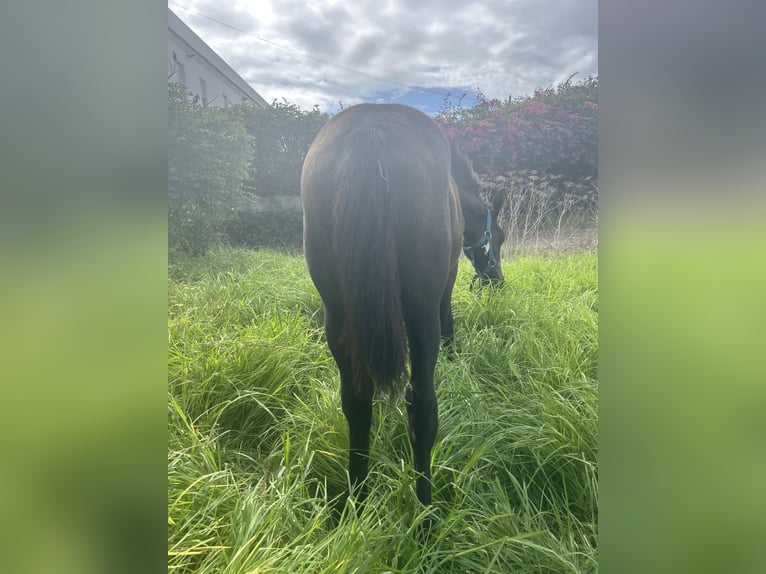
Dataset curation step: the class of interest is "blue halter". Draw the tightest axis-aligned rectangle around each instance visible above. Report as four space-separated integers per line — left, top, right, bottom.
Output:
463 209 501 279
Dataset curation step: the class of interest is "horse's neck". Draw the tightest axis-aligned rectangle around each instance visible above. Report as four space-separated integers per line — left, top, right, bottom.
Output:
458 188 486 221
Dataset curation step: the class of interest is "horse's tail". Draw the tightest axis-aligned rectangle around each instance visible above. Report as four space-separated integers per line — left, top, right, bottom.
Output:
333 146 407 397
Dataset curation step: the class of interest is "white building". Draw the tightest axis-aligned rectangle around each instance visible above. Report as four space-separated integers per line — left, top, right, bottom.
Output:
168 8 268 107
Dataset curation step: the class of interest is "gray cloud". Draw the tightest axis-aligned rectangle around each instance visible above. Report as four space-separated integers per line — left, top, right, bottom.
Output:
172 0 597 111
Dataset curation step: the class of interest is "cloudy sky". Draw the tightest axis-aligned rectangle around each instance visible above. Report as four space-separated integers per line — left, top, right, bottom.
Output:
169 0 597 114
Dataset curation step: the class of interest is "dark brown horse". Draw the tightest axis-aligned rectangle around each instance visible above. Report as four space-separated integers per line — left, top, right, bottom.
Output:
301 103 504 509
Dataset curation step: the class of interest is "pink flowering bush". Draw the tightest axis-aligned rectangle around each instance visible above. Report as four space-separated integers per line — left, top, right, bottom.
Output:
436 76 598 181
437 76 598 246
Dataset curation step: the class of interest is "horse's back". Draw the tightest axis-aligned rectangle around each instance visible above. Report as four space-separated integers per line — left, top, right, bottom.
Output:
303 105 450 207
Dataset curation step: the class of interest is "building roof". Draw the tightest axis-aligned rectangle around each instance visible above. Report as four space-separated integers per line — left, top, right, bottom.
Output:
168 8 269 107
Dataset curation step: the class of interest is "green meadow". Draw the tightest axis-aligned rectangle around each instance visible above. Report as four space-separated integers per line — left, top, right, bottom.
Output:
168 247 598 573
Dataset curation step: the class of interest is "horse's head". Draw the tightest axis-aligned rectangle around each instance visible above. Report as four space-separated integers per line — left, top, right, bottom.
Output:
450 141 505 285
462 204 505 285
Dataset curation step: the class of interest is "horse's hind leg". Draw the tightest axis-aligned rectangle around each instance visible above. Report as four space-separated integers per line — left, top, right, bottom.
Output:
324 307 373 505
341 376 373 505
439 265 458 356
404 307 441 506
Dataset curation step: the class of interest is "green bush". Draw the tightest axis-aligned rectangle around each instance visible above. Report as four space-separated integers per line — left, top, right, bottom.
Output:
240 100 329 198
168 88 329 255
168 83 253 258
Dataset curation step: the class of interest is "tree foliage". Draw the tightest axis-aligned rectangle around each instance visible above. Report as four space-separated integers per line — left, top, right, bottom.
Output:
240 99 329 198
168 83 253 257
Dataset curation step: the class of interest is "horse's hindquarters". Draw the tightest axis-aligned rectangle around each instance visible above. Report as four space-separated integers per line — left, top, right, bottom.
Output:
301 103 462 509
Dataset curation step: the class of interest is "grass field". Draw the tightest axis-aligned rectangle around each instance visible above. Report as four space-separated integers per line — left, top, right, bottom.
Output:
168 247 598 573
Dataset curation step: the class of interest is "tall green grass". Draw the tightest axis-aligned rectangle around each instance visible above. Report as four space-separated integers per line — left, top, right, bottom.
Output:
169 247 598 573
